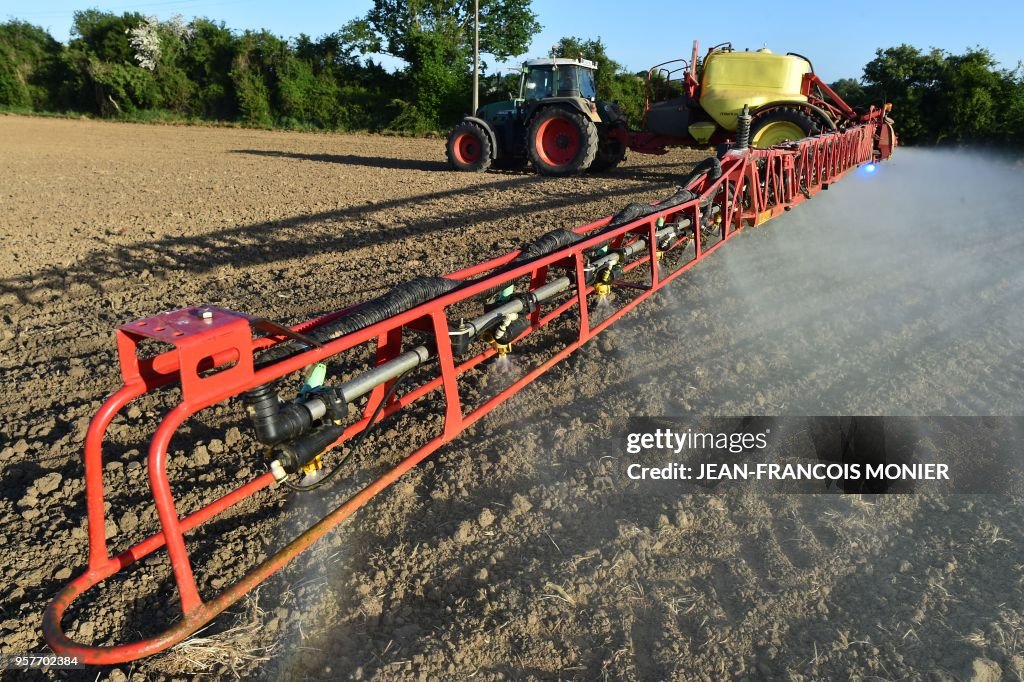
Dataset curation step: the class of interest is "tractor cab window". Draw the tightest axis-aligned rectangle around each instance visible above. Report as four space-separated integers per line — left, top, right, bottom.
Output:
556 67 578 96
553 66 597 99
524 67 553 100
578 68 597 100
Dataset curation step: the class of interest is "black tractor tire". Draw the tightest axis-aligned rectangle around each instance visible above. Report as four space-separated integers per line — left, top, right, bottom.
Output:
446 121 492 172
527 107 599 176
589 123 628 173
749 108 821 149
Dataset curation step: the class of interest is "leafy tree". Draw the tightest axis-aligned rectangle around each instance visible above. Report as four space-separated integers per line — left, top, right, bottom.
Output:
995 65 1024 145
70 9 143 63
230 30 289 126
861 44 1024 145
939 49 1001 141
345 0 539 64
182 19 238 118
344 0 540 128
59 10 160 113
861 44 945 143
0 20 63 108
124 15 196 114
828 78 866 108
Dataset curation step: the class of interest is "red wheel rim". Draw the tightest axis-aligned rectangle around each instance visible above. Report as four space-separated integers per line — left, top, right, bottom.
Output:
535 116 581 167
453 132 481 165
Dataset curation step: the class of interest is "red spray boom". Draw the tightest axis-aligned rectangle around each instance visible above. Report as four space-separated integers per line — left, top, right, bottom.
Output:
44 112 895 664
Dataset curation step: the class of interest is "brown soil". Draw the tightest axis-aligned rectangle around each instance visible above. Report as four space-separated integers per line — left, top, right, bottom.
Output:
1 115 1022 682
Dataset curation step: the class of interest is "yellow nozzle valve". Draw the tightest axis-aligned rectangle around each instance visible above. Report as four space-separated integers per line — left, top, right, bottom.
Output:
485 313 528 357
482 329 513 357
594 269 614 299
490 339 512 356
300 454 324 477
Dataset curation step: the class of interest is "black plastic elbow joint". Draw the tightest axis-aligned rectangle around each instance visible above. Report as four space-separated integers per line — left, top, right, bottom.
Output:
273 422 346 475
243 384 314 445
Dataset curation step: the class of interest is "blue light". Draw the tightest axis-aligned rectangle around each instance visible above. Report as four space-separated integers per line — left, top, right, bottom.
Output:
865 163 877 173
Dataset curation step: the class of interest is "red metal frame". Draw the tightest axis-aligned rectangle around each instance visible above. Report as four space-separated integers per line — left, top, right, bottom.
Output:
44 122 894 665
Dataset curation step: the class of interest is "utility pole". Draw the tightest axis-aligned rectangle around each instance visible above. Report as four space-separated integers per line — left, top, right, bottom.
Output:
472 0 479 115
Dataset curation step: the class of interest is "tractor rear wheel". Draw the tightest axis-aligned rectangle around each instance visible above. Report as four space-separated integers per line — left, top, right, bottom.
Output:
590 123 628 172
528 107 599 176
750 108 821 149
447 121 492 172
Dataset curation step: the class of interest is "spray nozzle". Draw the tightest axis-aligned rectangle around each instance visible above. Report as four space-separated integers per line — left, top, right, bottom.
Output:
594 268 614 299
300 454 324 479
485 313 529 356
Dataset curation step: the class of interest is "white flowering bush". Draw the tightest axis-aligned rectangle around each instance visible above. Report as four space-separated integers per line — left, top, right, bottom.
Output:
127 14 193 71
127 16 159 70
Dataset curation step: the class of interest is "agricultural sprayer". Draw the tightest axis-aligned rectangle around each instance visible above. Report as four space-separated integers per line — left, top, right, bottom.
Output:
44 104 896 663
447 41 894 175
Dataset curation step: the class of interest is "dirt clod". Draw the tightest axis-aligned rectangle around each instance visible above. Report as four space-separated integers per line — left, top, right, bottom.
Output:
510 493 533 516
191 445 211 466
969 658 1001 682
35 472 62 495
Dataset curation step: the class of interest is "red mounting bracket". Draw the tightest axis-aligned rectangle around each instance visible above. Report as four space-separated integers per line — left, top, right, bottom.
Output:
116 306 256 406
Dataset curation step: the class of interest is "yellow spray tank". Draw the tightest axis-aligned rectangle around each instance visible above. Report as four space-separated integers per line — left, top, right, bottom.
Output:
699 48 812 132
643 44 824 151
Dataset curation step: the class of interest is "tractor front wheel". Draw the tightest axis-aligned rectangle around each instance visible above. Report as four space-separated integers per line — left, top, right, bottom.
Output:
447 121 492 172
528 108 598 176
750 108 821 149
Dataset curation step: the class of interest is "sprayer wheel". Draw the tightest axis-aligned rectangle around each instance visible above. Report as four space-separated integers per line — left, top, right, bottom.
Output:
750 108 821 149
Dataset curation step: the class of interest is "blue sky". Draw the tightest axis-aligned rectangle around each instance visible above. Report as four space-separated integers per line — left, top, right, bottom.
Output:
5 0 1022 80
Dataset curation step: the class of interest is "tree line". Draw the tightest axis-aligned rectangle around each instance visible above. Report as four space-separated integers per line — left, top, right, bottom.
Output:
832 45 1024 145
1 4 1022 144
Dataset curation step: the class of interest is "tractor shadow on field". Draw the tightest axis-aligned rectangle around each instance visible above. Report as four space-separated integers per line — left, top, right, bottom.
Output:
231 149 702 182
0 170 679 304
231 148 450 172
611 158 716 184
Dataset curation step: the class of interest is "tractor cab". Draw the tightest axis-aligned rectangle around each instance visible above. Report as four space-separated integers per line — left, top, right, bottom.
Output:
519 58 598 101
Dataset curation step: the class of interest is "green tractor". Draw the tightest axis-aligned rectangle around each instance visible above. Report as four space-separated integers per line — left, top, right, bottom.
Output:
446 57 628 176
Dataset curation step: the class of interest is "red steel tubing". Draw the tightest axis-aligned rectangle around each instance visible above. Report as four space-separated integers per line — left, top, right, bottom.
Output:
44 123 892 664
